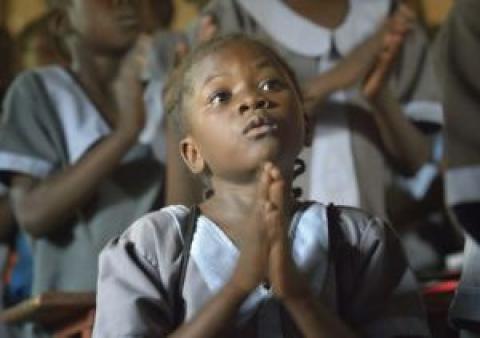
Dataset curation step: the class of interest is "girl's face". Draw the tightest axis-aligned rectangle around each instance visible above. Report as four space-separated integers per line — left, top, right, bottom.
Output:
67 0 143 53
181 41 306 183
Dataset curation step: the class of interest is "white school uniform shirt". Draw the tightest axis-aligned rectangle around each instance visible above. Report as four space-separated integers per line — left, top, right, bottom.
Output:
0 66 164 296
93 203 430 337
195 0 443 219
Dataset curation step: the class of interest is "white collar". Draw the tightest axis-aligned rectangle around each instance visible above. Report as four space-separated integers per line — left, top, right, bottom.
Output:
36 66 163 164
237 0 391 57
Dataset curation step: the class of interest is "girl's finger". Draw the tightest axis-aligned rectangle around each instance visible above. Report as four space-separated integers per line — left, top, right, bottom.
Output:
269 178 285 211
257 162 272 203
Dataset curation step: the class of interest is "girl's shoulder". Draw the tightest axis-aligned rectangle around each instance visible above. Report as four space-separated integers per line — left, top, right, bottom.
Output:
122 205 190 240
5 66 55 96
301 201 392 249
111 205 191 266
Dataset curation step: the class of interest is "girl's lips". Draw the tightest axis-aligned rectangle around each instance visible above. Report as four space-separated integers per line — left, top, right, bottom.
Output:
243 115 278 138
245 123 278 139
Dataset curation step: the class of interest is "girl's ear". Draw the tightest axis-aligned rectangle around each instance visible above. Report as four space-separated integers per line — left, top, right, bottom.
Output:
48 9 71 37
180 136 206 174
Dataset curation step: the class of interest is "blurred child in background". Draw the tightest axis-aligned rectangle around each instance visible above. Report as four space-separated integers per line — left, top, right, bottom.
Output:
0 0 165 335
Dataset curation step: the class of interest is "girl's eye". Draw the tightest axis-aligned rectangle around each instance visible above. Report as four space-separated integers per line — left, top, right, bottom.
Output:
259 79 285 92
209 90 232 106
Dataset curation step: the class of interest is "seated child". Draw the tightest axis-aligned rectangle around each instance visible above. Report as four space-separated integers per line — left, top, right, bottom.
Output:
93 35 431 338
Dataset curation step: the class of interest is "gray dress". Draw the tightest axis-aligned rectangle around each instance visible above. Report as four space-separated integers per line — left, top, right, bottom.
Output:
189 0 443 220
0 66 164 296
93 203 430 338
0 185 9 337
435 0 480 334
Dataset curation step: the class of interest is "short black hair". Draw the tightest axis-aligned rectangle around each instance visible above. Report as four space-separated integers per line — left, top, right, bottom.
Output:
163 33 303 137
16 11 70 62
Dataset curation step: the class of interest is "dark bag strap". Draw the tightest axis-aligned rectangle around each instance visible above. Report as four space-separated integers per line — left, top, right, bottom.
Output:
174 205 200 326
326 203 346 320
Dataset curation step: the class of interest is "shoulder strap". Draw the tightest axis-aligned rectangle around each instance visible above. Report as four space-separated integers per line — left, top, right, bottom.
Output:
327 203 346 319
174 205 200 326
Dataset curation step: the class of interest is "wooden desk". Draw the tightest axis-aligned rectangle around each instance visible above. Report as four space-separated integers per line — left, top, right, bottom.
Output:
0 292 96 338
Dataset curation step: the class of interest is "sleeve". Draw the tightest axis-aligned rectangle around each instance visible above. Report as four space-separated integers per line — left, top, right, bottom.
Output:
92 211 184 338
395 24 443 129
386 23 444 200
434 0 480 241
0 70 64 182
338 210 431 338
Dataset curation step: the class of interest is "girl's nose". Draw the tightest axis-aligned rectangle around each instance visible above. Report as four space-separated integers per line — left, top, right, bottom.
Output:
238 96 271 114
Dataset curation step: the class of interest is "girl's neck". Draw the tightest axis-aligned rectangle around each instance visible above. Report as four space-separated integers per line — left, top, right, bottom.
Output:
283 0 350 29
201 172 295 242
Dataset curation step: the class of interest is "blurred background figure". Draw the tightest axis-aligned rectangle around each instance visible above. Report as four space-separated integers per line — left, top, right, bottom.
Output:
141 0 175 33
0 26 14 100
165 0 461 279
435 0 480 336
0 10 22 338
15 11 68 71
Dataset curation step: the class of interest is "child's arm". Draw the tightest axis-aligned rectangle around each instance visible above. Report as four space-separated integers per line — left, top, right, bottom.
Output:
10 133 140 238
302 4 415 116
362 5 433 176
9 38 150 238
303 4 431 174
302 27 386 114
367 87 432 176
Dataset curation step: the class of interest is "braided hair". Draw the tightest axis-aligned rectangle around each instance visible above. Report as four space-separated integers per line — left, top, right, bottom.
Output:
163 33 304 137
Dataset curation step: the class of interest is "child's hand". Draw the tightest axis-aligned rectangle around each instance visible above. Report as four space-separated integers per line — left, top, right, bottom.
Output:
197 14 218 43
229 164 274 294
170 15 218 69
302 19 388 118
302 3 415 118
263 164 309 301
113 35 152 142
362 3 416 100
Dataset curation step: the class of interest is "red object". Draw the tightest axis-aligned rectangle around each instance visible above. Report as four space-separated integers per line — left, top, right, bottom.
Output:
424 280 459 296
